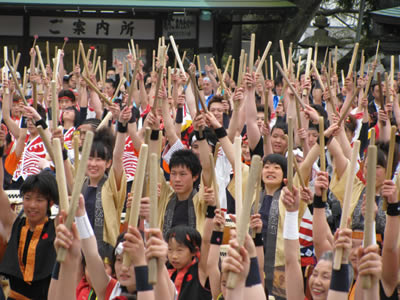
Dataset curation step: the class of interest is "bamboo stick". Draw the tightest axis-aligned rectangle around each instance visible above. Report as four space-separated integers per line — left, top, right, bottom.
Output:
296 55 302 81
73 134 80 176
279 40 287 72
361 145 377 288
337 88 361 127
311 61 325 91
102 60 107 87
333 140 360 270
390 55 395 103
293 154 305 189
6 60 27 105
383 126 396 210
313 43 318 67
197 55 202 79
287 118 293 192
226 155 262 289
35 45 47 79
222 55 232 84
14 53 21 71
169 35 186 79
127 59 140 107
72 49 76 71
334 46 338 75
36 126 55 163
270 55 274 81
123 144 148 266
148 153 159 285
255 42 272 75
51 81 58 130
234 137 242 218
231 58 235 83
45 41 50 67
238 49 245 86
347 43 359 78
57 131 94 262
370 127 376 146
53 138 69 211
275 62 306 109
319 117 327 201
249 33 256 72
82 76 112 106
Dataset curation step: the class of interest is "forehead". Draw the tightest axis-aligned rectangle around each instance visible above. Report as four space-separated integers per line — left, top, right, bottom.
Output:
170 164 191 173
209 102 223 109
23 190 47 199
271 128 284 135
315 259 332 272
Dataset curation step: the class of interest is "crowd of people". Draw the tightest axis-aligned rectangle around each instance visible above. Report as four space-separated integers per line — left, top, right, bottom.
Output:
0 39 397 300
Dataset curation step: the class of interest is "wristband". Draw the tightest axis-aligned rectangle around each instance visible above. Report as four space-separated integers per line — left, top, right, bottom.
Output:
150 130 159 140
214 127 227 139
176 107 183 124
51 262 60 280
245 257 261 287
283 210 299 240
47 108 52 121
253 233 263 247
313 194 325 209
0 146 4 157
387 202 400 216
75 213 94 239
330 264 350 292
20 116 27 128
62 148 68 161
210 231 223 245
116 121 128 133
206 205 217 218
35 118 48 129
194 130 205 141
134 266 153 291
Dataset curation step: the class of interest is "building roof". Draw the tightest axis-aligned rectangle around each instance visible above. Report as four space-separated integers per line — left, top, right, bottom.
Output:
0 0 296 9
370 6 400 25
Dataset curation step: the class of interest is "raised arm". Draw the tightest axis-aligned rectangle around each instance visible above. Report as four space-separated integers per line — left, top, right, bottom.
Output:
243 73 261 151
2 82 20 139
160 86 179 146
227 88 244 142
193 114 212 186
380 179 399 297
282 185 304 300
113 104 131 189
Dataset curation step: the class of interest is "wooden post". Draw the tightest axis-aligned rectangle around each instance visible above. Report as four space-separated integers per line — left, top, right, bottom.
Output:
287 118 293 192
57 131 94 262
226 155 262 288
361 145 377 289
319 117 327 201
333 141 361 270
53 138 69 211
123 144 148 266
148 153 159 285
234 137 242 218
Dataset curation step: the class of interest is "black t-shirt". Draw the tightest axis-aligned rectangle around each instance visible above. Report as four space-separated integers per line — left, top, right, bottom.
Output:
172 199 189 228
84 186 97 226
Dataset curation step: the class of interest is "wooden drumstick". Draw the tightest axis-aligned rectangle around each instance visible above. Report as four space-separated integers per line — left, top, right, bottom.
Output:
275 62 306 109
209 153 220 209
148 153 159 285
333 45 338 75
296 55 302 82
57 131 94 262
361 145 377 289
234 136 242 218
347 43 359 78
53 138 69 211
302 48 313 97
53 49 61 81
82 76 112 106
102 60 107 87
123 144 148 266
46 41 50 67
227 155 262 289
255 42 272 75
79 42 90 76
370 127 376 146
287 118 293 192
96 111 113 132
249 33 256 72
222 55 232 83
35 45 47 79
383 126 396 211
313 42 318 68
279 40 287 72
51 80 58 130
319 117 327 201
270 55 274 81
238 49 245 86
333 140 360 270
197 55 202 79
6 60 27 105
73 134 80 176
169 35 186 79
14 52 21 71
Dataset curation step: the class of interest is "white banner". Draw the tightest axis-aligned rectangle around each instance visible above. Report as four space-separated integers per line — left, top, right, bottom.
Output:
163 15 197 40
30 17 155 40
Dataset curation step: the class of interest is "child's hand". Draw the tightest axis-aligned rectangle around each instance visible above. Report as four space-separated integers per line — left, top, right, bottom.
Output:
213 209 225 232
145 228 168 267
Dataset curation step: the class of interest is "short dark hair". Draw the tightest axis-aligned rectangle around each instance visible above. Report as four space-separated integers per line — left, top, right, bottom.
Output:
189 127 218 153
166 225 202 254
90 127 115 161
169 149 202 178
207 95 224 111
105 78 117 89
263 153 287 179
20 170 59 215
62 106 79 127
271 121 288 135
58 89 76 103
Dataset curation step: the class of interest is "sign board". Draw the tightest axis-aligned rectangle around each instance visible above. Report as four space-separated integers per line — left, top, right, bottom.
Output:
163 15 197 40
0 16 23 36
30 17 155 40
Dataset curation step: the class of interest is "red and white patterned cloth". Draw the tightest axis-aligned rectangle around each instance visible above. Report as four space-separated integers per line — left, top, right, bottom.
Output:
13 135 46 181
63 127 76 150
122 136 138 182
